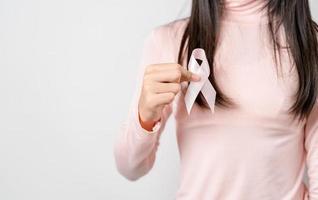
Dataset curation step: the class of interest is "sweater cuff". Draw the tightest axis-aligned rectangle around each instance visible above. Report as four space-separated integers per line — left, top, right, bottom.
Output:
132 107 162 139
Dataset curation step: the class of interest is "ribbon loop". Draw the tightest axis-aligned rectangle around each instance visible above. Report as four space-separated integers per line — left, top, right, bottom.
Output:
184 48 217 115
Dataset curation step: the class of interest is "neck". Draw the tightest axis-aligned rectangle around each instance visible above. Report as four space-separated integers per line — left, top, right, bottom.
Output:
220 0 268 24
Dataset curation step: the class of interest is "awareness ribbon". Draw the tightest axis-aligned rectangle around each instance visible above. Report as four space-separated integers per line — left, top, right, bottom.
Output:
184 48 217 115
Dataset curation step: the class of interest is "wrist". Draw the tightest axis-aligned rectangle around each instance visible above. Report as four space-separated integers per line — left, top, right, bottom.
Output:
138 111 157 132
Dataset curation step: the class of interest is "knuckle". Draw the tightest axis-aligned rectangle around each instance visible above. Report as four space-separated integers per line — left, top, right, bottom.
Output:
173 69 182 79
143 74 154 84
143 74 150 82
167 92 175 100
143 83 152 92
175 64 182 69
173 84 181 93
145 65 152 73
171 64 180 70
146 64 156 73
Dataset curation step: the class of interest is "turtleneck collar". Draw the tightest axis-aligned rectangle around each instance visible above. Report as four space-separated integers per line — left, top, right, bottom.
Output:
220 0 268 24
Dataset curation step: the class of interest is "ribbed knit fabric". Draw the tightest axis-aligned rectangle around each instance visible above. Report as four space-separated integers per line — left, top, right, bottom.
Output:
114 1 318 199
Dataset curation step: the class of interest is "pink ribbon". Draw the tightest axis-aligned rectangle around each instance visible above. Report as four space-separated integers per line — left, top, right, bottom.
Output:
184 48 217 115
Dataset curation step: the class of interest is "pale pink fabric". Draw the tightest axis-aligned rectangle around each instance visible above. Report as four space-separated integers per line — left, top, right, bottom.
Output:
185 48 216 114
113 1 318 199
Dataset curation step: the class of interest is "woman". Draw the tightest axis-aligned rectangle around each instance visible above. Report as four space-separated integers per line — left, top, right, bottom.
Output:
114 0 318 199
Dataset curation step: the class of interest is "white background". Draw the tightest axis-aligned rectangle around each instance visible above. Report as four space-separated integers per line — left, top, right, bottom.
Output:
0 0 317 200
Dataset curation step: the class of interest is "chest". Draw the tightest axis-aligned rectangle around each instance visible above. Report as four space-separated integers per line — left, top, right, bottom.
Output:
212 22 298 116
174 22 299 121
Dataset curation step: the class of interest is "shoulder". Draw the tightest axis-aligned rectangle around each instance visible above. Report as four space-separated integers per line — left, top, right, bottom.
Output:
151 17 189 43
145 17 189 62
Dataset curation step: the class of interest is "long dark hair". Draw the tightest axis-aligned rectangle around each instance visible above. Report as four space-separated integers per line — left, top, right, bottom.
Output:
178 0 318 122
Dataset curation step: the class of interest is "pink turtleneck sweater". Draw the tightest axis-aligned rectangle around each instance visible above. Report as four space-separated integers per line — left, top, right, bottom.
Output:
113 0 318 199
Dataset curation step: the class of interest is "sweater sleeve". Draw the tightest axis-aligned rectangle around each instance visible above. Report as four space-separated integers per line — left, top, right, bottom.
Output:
304 100 318 199
113 27 173 181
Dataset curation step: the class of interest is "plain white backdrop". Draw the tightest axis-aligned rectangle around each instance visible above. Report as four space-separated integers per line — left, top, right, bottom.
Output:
0 0 318 200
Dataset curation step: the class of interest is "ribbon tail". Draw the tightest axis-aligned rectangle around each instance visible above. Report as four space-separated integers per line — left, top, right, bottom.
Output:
184 48 216 115
201 81 217 113
184 82 202 114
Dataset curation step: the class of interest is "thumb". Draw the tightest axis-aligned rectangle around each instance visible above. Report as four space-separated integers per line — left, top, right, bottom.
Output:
179 67 201 82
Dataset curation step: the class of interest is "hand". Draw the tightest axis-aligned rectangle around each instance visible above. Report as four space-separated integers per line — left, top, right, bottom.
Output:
138 63 201 131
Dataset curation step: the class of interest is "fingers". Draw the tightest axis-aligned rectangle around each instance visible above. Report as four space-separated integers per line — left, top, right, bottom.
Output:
149 69 182 83
139 63 200 122
152 82 181 94
153 92 176 106
145 63 201 83
142 92 175 108
145 63 180 73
